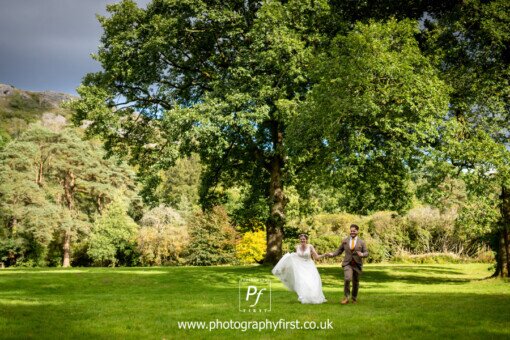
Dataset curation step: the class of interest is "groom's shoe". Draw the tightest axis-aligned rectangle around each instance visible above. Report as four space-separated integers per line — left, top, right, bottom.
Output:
341 297 349 305
351 299 357 304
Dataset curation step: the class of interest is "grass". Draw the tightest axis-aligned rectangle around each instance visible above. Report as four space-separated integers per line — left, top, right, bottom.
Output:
0 263 509 339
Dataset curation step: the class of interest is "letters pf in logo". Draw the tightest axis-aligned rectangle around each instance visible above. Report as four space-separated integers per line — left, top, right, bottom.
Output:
239 278 271 312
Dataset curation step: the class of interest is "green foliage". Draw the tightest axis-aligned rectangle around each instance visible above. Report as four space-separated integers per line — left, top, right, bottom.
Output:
0 124 138 267
0 132 60 266
368 212 406 248
141 154 201 211
16 0 506 269
472 246 496 263
223 185 268 232
289 18 450 215
185 206 237 266
71 1 490 265
0 237 25 267
418 0 510 274
290 212 364 237
88 199 139 266
8 92 49 111
362 234 389 263
235 229 266 264
290 185 345 217
306 235 342 257
366 207 473 260
137 205 189 265
284 206 484 263
0 129 9 150
390 252 467 264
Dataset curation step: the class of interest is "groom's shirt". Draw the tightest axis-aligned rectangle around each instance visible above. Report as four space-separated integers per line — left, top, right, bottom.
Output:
349 236 358 250
330 236 369 266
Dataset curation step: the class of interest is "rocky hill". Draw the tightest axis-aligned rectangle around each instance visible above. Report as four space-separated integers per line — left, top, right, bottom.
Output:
0 84 75 108
0 84 77 139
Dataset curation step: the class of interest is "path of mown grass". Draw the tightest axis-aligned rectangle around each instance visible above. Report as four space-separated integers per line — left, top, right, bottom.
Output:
0 263 509 339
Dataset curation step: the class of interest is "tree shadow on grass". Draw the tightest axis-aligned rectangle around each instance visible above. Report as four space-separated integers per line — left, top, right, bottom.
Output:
372 265 466 275
230 264 497 287
317 266 472 285
0 265 485 296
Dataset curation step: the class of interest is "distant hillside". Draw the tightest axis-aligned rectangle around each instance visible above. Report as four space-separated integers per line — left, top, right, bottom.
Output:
0 84 77 139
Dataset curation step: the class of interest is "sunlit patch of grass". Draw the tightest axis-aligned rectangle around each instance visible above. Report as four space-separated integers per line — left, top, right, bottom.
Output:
0 299 58 306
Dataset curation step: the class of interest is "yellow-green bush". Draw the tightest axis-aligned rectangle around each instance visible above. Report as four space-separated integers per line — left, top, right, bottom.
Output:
290 212 367 236
363 234 390 263
472 246 495 263
390 251 467 264
236 230 266 264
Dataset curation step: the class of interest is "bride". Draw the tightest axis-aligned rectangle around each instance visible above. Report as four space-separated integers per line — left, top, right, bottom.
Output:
272 234 327 304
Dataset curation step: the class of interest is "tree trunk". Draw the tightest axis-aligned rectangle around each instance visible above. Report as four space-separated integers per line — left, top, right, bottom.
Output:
62 170 75 268
63 170 75 210
503 227 509 277
491 231 503 278
8 217 17 234
96 195 104 213
37 161 43 187
62 231 71 268
264 129 286 264
496 185 510 277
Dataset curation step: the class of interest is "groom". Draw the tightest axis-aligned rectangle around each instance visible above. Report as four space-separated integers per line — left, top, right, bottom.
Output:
327 224 369 304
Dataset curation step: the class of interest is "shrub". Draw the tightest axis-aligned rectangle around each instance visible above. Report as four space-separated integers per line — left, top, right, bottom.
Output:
363 234 390 263
281 234 342 265
368 211 406 249
289 212 368 238
308 235 342 255
137 205 188 266
184 206 237 266
472 246 495 263
88 200 138 266
390 251 466 264
236 229 266 264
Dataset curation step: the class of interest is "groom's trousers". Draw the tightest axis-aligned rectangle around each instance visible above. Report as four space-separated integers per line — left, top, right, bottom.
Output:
343 264 360 300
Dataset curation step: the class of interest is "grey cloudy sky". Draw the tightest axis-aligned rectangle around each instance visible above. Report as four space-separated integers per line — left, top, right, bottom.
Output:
0 0 150 95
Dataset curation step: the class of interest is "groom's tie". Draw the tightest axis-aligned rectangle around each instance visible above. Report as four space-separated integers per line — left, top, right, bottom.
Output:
350 239 355 250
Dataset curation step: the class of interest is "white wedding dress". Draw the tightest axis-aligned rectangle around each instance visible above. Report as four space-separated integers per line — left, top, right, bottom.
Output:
272 244 327 304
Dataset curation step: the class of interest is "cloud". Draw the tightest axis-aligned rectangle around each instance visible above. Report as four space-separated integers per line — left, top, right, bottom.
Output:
0 0 151 94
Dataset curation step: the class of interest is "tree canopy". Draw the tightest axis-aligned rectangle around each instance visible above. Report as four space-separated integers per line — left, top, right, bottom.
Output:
0 125 137 266
70 0 509 270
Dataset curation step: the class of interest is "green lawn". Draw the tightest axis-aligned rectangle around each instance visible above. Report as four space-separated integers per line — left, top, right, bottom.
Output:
0 263 509 339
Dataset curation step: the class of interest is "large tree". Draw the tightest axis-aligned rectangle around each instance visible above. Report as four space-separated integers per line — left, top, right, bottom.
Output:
0 132 59 266
419 0 510 276
72 0 459 263
0 125 137 267
72 0 334 263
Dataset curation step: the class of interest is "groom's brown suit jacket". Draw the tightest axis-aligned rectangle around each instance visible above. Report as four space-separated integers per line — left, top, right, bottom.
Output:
331 237 369 270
